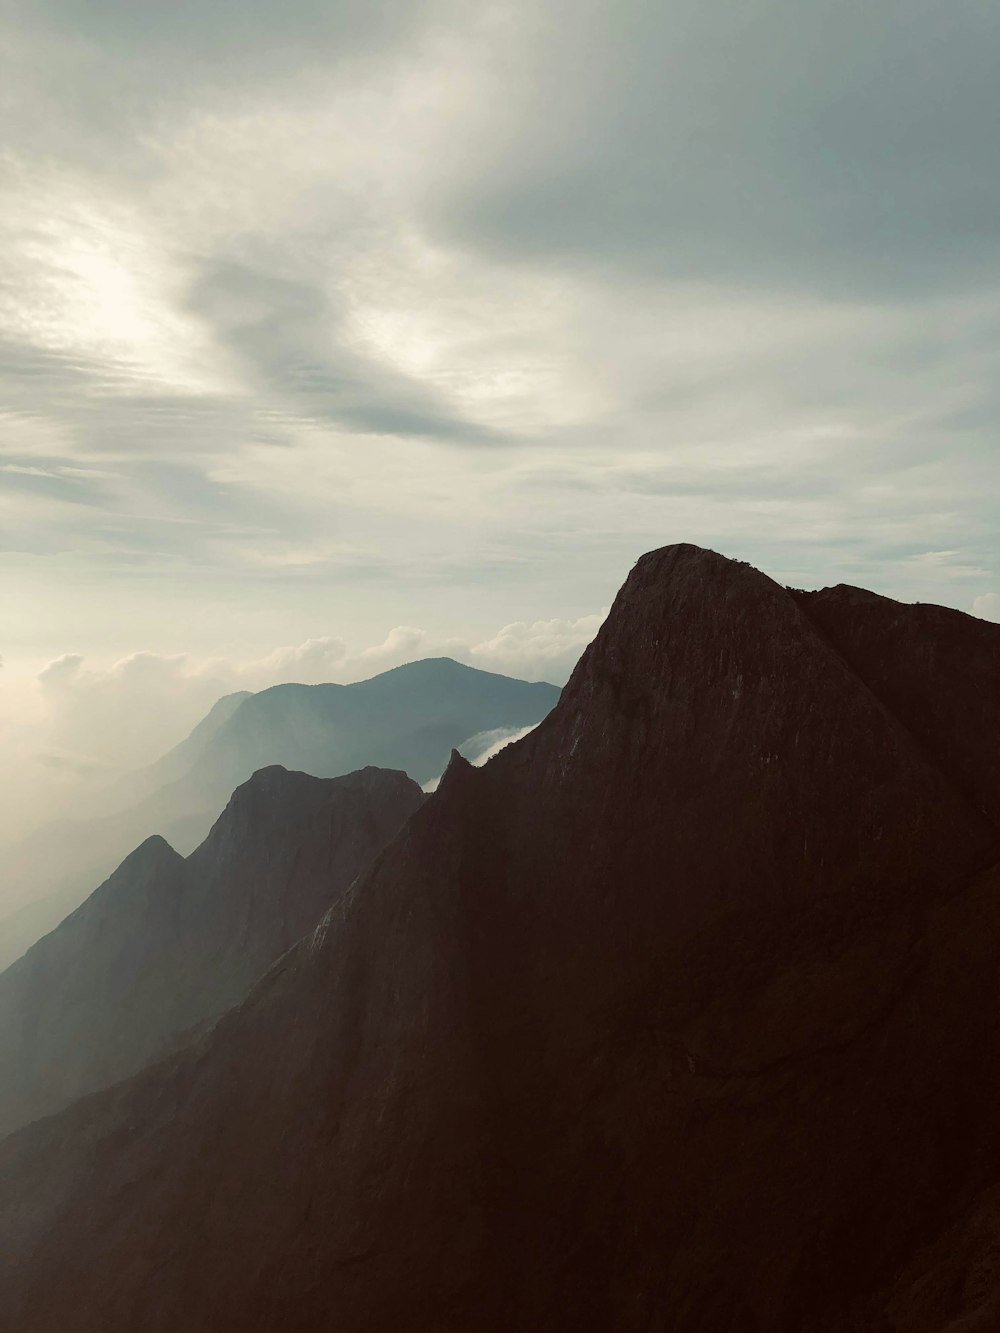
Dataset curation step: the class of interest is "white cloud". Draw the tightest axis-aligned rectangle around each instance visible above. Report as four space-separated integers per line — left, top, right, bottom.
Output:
973 593 1000 623
34 650 235 774
422 722 540 793
464 723 540 767
469 613 605 682
252 636 350 679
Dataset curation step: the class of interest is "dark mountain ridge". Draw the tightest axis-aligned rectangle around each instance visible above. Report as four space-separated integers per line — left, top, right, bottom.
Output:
0 544 997 1331
0 765 424 1138
793 582 1000 824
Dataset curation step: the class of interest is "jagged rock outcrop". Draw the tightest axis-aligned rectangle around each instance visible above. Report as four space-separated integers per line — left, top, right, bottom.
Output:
0 544 998 1332
0 766 424 1138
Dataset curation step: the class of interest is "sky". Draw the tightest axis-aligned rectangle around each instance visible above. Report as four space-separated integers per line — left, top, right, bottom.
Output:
1 0 999 828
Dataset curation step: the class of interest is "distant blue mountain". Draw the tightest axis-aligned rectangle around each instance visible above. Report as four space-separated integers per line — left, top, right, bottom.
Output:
0 659 559 966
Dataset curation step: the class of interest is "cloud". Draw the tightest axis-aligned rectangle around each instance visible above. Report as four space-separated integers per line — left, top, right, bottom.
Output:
462 723 539 766
182 257 499 445
37 653 86 688
22 0 421 61
35 650 235 772
469 613 606 682
434 0 1000 298
422 722 540 792
973 593 1000 623
34 747 115 776
253 636 350 679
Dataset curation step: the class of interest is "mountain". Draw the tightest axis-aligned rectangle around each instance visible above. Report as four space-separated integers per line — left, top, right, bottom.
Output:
0 690 254 955
169 656 560 807
1 544 998 1331
0 766 423 1138
0 659 558 967
108 688 255 805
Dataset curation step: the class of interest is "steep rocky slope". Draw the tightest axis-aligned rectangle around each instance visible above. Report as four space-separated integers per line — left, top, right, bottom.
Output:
0 658 557 967
0 766 423 1138
0 544 997 1332
793 583 1000 824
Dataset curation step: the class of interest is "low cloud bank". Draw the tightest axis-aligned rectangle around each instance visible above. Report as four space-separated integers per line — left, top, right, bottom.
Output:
422 723 540 794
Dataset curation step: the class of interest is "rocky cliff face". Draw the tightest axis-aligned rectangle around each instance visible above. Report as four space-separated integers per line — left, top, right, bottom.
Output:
0 544 997 1332
793 583 1000 825
0 766 424 1138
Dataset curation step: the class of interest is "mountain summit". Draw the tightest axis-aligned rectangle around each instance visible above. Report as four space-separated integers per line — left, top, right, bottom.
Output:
0 545 997 1331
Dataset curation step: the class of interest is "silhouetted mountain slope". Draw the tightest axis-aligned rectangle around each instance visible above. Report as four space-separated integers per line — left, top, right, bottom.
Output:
794 583 1000 824
0 766 423 1138
0 545 997 1332
0 659 557 967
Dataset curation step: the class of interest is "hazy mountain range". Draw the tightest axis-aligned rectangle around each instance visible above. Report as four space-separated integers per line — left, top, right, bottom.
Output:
0 765 423 1138
0 659 558 968
1 544 997 1330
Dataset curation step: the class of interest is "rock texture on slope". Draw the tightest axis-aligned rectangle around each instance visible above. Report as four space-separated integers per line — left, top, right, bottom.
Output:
0 544 998 1333
0 766 423 1138
0 658 557 968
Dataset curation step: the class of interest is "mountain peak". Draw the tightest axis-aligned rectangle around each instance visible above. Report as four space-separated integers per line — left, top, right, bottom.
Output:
117 833 182 872
436 747 476 796
201 689 255 720
350 655 551 688
553 541 792 729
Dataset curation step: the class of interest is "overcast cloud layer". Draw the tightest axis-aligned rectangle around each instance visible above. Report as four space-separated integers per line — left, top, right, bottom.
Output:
2 0 999 825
